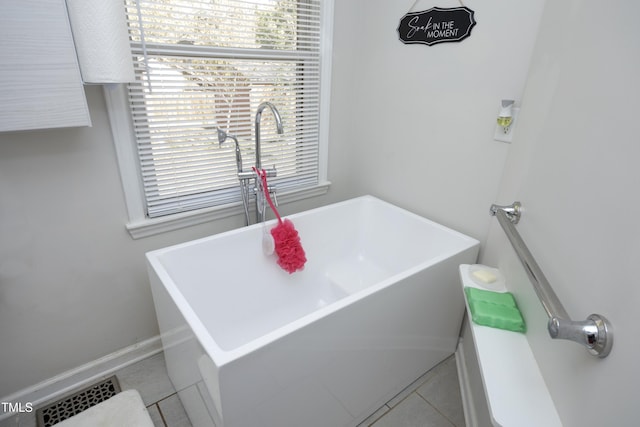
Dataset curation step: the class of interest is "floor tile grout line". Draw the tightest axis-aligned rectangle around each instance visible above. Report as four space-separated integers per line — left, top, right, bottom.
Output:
369 390 457 427
385 369 437 409
368 360 454 426
414 391 458 427
149 402 168 427
158 402 169 427
369 403 398 427
370 392 420 426
361 404 391 426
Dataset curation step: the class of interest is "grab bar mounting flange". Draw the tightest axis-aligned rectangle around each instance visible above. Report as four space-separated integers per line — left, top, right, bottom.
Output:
490 201 521 224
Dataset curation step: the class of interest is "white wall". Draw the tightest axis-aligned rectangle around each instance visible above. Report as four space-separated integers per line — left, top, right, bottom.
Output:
339 0 544 241
0 86 225 396
482 1 640 424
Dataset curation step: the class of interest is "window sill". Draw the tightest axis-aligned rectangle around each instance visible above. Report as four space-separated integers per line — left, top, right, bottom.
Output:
125 181 331 239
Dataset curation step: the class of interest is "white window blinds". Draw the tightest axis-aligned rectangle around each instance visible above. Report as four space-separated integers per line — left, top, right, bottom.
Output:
124 0 322 218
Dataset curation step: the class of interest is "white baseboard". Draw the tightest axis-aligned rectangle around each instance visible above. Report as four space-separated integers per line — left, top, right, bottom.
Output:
0 335 162 421
456 338 479 427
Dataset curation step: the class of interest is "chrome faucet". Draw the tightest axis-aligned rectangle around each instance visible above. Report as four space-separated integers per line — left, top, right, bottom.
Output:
253 102 283 223
232 102 284 224
254 102 284 170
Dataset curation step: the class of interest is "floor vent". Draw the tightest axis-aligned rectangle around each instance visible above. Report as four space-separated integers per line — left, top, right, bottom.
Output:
36 376 121 427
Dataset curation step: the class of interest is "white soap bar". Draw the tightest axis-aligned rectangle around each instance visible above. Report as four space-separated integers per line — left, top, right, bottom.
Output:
467 264 506 291
471 269 497 284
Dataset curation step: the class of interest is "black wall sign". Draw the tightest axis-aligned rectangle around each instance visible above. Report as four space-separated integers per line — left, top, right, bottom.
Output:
398 7 476 46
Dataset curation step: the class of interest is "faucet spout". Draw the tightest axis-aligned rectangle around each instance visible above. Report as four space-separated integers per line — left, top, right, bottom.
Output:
254 102 283 224
254 102 283 170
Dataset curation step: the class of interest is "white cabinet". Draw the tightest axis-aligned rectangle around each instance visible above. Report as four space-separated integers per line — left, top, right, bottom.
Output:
0 0 90 132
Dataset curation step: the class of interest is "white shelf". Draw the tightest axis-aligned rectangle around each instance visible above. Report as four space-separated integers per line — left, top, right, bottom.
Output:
459 264 562 427
0 0 90 132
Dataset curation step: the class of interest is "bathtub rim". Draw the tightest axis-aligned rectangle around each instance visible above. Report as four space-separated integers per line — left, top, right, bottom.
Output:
146 195 480 367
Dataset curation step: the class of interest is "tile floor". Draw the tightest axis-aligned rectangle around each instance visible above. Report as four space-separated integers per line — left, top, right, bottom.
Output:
1 352 465 427
359 355 465 427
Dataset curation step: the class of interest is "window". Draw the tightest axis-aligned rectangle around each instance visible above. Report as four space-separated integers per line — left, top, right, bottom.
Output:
107 0 332 237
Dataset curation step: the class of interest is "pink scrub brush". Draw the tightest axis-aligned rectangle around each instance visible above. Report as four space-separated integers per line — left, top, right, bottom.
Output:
256 168 307 274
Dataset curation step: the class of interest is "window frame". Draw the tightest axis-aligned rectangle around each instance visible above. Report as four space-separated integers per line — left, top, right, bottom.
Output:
105 0 333 239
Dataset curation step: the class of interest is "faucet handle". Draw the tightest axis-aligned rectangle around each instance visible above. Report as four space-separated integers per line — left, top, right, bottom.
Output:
264 165 277 178
268 185 278 207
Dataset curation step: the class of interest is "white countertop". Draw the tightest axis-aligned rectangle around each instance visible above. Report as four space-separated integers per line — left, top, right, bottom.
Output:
459 264 562 427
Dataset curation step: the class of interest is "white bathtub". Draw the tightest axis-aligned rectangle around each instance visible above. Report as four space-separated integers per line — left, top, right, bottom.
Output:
147 196 479 427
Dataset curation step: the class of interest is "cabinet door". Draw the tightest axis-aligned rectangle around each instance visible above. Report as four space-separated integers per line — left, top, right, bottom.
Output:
0 0 90 132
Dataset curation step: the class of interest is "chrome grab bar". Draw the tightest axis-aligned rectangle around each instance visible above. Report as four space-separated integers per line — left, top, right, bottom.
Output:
490 202 613 358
